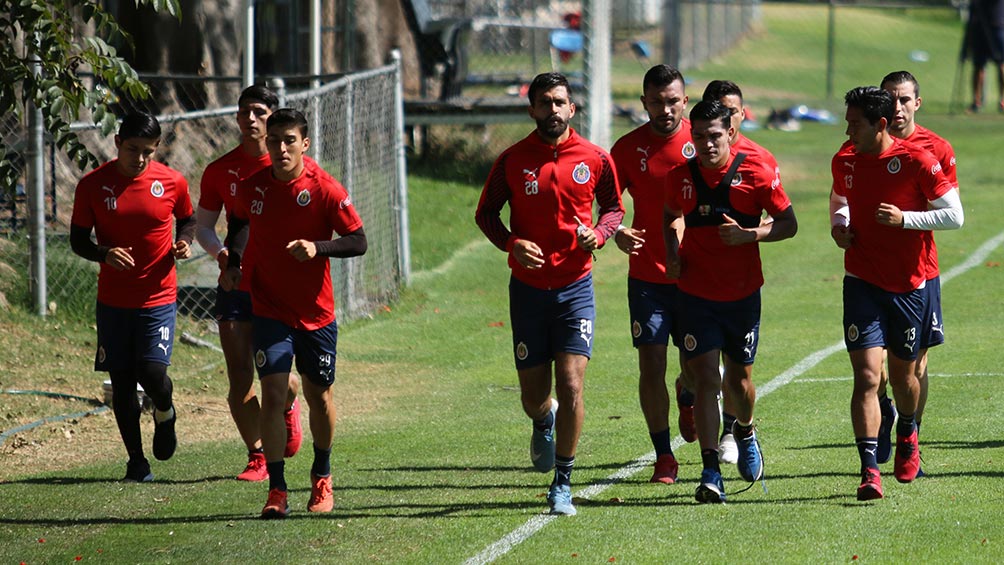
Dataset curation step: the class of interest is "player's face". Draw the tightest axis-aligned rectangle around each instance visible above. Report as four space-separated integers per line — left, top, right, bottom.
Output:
691 118 732 168
844 106 884 155
718 94 744 140
641 80 687 137
266 125 310 181
882 81 920 138
529 86 575 143
113 136 160 178
236 101 272 140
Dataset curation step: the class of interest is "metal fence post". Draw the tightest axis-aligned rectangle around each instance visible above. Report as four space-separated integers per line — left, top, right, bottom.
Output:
583 0 612 148
391 50 411 286
27 47 47 316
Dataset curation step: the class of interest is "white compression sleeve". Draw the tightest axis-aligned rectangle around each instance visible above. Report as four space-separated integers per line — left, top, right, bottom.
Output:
902 189 964 231
195 206 224 257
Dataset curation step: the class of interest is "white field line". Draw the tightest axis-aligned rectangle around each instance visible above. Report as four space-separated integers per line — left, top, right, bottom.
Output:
411 239 492 281
464 229 1004 565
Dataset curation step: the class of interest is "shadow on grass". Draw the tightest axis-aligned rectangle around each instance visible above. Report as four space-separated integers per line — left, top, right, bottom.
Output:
0 474 234 486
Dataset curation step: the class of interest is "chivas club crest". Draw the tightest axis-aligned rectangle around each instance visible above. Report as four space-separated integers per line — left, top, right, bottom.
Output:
886 157 902 175
296 189 312 206
150 180 165 198
682 142 696 159
516 341 529 360
731 172 742 186
698 204 712 216
572 162 591 185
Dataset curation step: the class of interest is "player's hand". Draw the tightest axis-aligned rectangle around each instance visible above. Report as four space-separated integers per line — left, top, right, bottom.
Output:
665 255 682 279
105 247 135 271
286 239 317 262
512 239 545 270
219 266 241 291
172 240 191 260
215 248 229 272
831 225 853 249
574 217 598 252
875 203 904 227
615 228 645 255
719 214 754 246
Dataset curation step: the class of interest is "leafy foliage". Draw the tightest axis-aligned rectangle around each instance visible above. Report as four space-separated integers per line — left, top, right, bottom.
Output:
0 0 181 190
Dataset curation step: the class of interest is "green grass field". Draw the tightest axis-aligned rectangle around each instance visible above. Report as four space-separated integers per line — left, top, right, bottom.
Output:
3 4 1004 563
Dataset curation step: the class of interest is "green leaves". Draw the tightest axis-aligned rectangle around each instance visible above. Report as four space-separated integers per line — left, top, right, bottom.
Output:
0 0 181 190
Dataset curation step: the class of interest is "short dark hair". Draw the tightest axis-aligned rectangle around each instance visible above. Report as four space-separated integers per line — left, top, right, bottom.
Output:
844 86 894 125
880 70 920 98
118 112 161 141
642 64 684 91
238 85 280 110
266 108 308 137
528 72 571 105
702 80 743 104
689 99 732 129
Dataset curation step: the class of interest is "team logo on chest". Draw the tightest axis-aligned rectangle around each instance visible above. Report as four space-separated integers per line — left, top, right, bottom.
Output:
886 156 902 175
698 204 712 216
731 172 742 186
296 189 312 206
150 180 165 198
682 141 696 160
572 162 591 185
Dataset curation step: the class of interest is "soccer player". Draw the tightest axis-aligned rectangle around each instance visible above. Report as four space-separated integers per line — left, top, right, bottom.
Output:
475 72 624 516
610 64 695 484
197 85 303 482
221 108 367 518
70 112 195 482
829 86 963 501
873 71 959 467
663 100 797 503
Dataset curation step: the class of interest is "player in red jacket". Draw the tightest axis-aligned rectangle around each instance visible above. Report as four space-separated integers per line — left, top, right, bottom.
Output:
476 72 624 516
610 65 695 484
829 86 962 500
663 100 797 503
222 108 367 518
871 71 959 467
70 112 195 482
197 85 302 482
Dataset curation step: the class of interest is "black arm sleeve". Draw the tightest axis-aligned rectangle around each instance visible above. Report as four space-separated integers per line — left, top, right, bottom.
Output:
69 224 109 263
313 228 367 258
224 216 250 268
175 214 196 244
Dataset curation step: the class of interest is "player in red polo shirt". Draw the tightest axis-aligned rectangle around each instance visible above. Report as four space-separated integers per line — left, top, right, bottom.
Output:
663 100 797 503
476 72 624 516
871 71 959 467
829 86 962 501
610 64 695 484
70 112 195 482
197 85 302 482
222 108 366 518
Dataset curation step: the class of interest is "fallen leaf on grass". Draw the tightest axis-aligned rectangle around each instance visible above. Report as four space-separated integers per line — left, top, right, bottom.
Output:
488 321 504 327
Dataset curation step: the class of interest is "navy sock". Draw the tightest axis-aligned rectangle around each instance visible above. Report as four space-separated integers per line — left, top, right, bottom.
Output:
733 420 754 439
650 428 673 457
856 437 879 471
533 404 555 432
722 412 738 436
553 455 574 487
266 461 286 491
701 449 720 473
312 444 332 477
896 412 917 437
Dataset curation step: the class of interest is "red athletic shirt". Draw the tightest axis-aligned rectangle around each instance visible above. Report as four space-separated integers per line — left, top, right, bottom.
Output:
475 128 624 290
71 160 193 308
734 133 783 187
665 149 792 301
831 138 953 293
903 124 958 279
610 120 695 284
234 157 364 330
200 146 271 292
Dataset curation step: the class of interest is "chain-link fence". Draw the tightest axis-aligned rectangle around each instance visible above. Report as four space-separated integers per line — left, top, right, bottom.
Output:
1 61 407 323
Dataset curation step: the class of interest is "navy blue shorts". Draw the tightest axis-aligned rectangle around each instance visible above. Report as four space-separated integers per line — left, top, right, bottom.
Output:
920 275 945 350
213 286 252 322
973 27 1004 67
509 274 595 370
675 290 760 365
94 302 176 371
842 276 925 361
627 277 680 348
252 315 338 386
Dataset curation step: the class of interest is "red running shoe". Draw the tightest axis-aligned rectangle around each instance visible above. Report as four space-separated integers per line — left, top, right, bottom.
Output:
237 451 268 482
894 429 920 483
261 488 289 519
650 454 679 484
857 467 883 501
284 398 303 458
308 474 334 512
675 378 697 443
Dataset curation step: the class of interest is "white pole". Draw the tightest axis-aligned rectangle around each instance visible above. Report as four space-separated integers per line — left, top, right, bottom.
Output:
391 50 411 286
310 0 321 89
583 0 612 148
27 47 46 316
243 0 255 86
